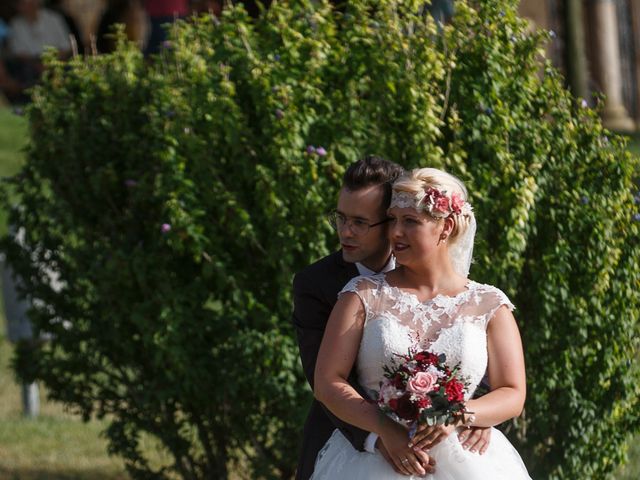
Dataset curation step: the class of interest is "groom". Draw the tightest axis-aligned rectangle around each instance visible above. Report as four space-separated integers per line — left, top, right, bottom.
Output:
292 156 407 479
292 156 492 479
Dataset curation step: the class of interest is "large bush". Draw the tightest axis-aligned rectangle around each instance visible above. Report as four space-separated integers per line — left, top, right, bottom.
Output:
2 1 639 478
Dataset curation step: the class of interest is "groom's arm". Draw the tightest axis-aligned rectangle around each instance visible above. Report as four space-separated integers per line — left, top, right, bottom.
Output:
292 271 370 452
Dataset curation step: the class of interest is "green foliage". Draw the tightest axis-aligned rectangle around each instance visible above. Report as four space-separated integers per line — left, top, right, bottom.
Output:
0 107 28 235
2 1 638 479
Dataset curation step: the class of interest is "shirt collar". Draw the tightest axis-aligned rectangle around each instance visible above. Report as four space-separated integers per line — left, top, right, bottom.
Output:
356 255 396 276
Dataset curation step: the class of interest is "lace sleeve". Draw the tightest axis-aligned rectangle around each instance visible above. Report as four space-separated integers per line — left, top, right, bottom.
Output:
483 286 515 326
338 275 381 323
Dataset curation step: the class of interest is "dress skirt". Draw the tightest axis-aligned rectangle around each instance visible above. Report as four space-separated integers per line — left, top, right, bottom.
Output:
311 428 532 480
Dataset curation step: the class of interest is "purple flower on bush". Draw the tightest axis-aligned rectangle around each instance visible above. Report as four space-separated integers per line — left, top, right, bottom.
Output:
306 145 316 154
316 146 327 156
634 213 640 222
275 109 284 120
274 54 281 61
162 40 172 50
161 223 172 233
580 196 588 205
580 99 588 108
125 179 138 188
484 107 493 115
13 106 24 116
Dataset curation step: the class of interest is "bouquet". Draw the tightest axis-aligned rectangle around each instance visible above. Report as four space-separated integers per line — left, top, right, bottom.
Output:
377 350 470 428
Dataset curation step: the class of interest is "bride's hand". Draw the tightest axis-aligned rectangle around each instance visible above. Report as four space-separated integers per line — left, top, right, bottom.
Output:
410 423 456 451
380 421 435 477
457 426 491 454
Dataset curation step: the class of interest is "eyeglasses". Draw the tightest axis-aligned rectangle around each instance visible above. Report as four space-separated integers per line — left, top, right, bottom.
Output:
327 211 392 236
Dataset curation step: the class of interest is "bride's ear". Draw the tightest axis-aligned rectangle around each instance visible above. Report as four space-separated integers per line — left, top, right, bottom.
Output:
441 217 455 239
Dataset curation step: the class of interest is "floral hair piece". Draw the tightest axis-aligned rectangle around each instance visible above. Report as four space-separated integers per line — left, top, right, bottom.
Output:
422 187 469 218
390 187 472 218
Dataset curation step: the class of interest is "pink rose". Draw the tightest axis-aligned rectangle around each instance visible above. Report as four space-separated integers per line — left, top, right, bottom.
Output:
451 193 465 214
406 371 437 395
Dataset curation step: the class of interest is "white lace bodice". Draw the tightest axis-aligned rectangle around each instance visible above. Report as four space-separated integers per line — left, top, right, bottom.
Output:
340 274 514 400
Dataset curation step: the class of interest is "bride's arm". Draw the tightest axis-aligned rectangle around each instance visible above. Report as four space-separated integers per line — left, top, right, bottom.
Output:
314 292 430 476
464 305 527 427
314 292 390 435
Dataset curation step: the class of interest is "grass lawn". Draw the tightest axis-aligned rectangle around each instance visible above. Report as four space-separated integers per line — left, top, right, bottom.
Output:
0 108 27 177
0 108 639 479
0 334 130 480
0 107 28 237
626 133 640 157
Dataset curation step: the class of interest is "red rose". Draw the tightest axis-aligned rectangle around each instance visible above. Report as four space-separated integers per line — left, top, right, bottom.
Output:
415 395 432 410
414 351 439 366
393 374 405 388
395 393 419 421
414 353 427 363
388 398 398 410
445 380 465 403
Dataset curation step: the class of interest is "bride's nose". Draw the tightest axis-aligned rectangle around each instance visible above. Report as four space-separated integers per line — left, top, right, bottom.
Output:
389 218 402 238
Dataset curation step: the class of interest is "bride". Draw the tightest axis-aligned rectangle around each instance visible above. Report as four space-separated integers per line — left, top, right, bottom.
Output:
312 168 532 479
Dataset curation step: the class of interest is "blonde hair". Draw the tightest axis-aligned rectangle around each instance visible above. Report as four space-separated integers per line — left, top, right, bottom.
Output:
392 168 472 244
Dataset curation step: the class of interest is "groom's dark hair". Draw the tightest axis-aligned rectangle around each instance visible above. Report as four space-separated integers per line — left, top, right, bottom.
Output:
343 156 404 209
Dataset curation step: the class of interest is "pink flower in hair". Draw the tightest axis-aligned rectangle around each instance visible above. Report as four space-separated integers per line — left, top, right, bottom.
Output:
424 188 439 204
450 193 465 214
434 196 450 214
422 187 468 217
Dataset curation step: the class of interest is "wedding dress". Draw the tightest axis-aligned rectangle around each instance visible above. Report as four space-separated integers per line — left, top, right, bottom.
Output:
311 273 532 480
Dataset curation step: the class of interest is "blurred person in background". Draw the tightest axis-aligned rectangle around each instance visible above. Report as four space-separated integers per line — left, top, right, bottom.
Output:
188 0 222 17
0 62 21 103
46 0 84 52
143 0 278 54
0 5 21 103
6 0 71 96
142 0 187 55
96 0 149 54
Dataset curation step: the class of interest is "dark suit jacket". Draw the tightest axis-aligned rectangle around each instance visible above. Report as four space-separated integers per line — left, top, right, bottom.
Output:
292 250 369 480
